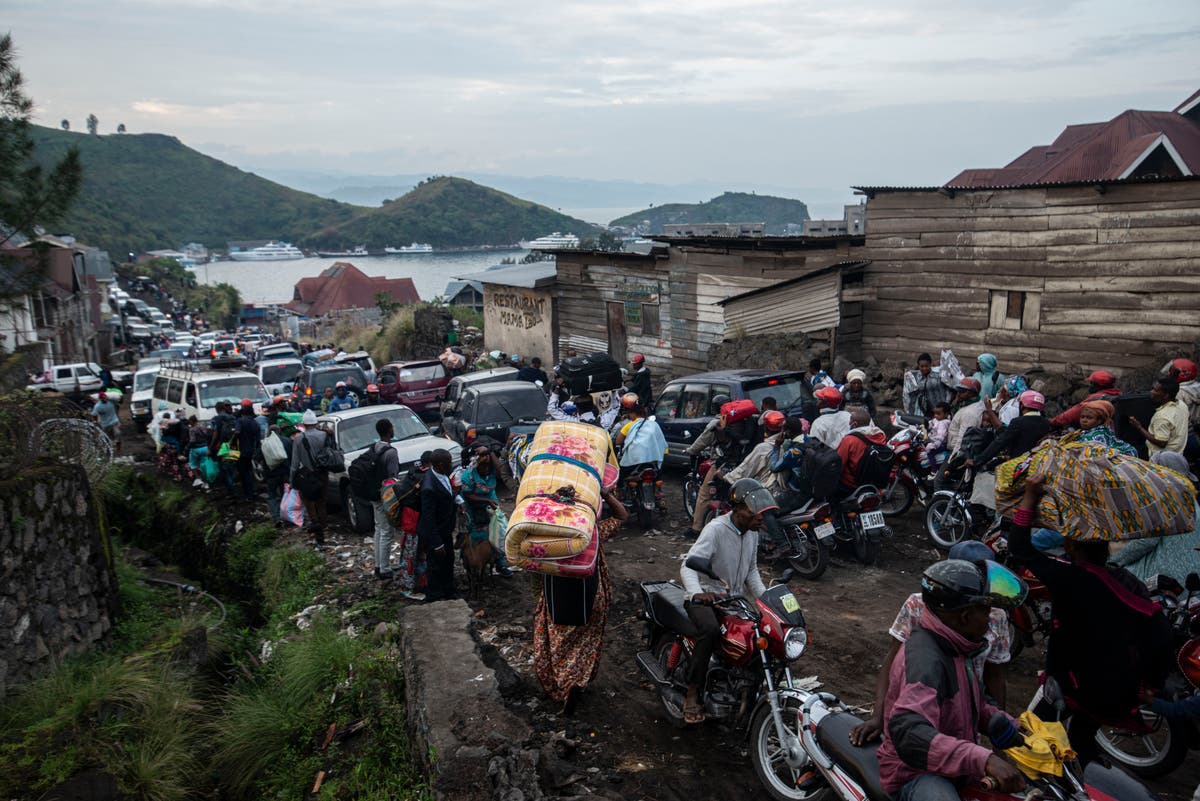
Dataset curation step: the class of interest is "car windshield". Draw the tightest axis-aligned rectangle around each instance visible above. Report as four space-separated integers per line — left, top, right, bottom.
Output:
312 367 366 393
744 375 808 409
476 390 547 425
134 372 157 391
261 363 301 384
197 377 270 408
398 364 443 383
336 409 428 452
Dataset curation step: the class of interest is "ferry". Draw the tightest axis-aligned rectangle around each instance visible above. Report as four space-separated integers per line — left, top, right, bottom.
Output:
316 245 372 258
228 241 305 261
519 232 580 250
384 243 434 254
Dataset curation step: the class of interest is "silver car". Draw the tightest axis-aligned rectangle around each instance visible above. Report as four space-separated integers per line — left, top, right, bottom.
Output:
315 404 462 532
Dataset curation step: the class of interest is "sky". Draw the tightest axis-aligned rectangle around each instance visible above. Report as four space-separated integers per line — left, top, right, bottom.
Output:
6 0 1199 216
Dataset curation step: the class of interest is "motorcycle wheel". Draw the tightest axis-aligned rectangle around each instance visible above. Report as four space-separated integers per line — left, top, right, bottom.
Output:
749 696 830 800
637 501 654 530
683 477 699 520
784 525 829 581
650 635 688 728
852 529 881 566
925 497 969 550
1095 709 1190 778
879 475 915 517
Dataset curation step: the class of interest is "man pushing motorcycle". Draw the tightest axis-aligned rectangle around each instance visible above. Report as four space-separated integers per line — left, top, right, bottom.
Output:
876 558 1029 800
679 477 777 724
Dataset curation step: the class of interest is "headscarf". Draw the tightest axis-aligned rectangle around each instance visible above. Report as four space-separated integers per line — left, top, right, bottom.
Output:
846 368 867 384
1080 399 1115 425
1151 450 1198 482
1074 410 1137 457
1003 375 1028 398
974 353 1002 398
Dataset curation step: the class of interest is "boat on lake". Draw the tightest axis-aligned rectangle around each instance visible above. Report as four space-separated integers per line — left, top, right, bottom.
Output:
519 232 580 250
316 245 372 258
228 241 305 261
384 243 434 254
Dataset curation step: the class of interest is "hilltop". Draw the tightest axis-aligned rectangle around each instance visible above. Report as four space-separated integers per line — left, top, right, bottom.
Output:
27 128 596 253
307 177 596 249
610 191 810 235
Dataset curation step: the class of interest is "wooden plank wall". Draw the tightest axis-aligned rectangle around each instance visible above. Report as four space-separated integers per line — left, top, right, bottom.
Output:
859 181 1200 373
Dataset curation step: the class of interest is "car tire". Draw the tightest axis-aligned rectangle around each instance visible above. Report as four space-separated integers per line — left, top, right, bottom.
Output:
342 481 374 533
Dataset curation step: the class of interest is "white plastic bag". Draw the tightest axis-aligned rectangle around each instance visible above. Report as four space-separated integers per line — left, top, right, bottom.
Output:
261 431 288 469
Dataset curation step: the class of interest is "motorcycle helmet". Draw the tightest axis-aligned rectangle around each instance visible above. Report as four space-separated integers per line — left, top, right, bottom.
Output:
814 386 842 407
620 392 641 409
1168 358 1198 383
761 410 786 433
1086 370 1117 388
1179 638 1200 690
728 477 779 515
921 559 1027 611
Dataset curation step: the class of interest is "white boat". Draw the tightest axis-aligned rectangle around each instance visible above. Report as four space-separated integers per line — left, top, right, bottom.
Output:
519 232 580 250
228 241 305 261
384 243 434 254
316 245 371 257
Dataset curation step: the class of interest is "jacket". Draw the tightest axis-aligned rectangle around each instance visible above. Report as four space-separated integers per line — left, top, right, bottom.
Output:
618 416 668 468
680 512 766 599
725 440 785 492
877 610 1005 794
628 367 652 407
974 412 1051 467
1050 387 1121 429
809 409 851 449
290 428 328 483
947 400 986 454
836 426 887 488
416 469 457 552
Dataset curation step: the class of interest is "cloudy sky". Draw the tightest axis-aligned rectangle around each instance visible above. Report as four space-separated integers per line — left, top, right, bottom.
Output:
6 0 1198 213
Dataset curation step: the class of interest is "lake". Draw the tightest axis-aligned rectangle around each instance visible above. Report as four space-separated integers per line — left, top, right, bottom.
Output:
195 249 530 305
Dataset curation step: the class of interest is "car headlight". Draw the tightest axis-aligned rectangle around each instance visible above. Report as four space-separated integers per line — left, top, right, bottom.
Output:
784 627 808 661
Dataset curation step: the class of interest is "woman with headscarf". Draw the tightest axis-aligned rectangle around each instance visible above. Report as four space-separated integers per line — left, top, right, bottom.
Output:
1108 451 1200 586
1073 399 1138 456
991 375 1028 427
841 368 877 418
973 353 1004 400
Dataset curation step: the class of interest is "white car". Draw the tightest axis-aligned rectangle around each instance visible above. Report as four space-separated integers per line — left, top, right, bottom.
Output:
129 366 160 429
258 358 303 397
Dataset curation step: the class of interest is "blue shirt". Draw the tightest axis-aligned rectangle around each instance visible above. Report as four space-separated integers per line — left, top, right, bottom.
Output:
328 393 358 412
92 400 119 428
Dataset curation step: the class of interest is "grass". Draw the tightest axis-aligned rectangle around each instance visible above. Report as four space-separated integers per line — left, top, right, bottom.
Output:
257 545 328 624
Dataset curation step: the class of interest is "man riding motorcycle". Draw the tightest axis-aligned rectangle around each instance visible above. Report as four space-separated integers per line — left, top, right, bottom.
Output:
682 394 756 538
679 477 777 725
834 407 887 498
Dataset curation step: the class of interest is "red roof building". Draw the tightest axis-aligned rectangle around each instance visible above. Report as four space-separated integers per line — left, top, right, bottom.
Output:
948 94 1200 188
286 262 419 317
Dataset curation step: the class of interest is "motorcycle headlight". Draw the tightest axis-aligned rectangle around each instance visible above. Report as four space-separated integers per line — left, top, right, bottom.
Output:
784 627 808 661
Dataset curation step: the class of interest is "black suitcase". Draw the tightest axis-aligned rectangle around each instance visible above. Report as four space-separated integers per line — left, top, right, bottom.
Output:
1112 393 1156 458
543 572 599 626
559 352 622 395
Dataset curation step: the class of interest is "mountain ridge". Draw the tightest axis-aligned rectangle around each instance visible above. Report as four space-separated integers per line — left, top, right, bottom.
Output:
610 191 811 235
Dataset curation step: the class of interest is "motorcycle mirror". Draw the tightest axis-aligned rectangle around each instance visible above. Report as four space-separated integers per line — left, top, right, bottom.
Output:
1186 572 1200 593
684 555 721 582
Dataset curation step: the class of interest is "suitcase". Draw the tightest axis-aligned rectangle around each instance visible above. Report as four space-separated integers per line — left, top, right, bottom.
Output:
720 399 758 424
1111 393 1155 458
559 352 622 395
543 572 599 626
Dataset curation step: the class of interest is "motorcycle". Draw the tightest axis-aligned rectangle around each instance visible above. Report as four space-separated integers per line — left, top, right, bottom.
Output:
635 555 814 801
832 485 890 566
880 411 938 517
621 461 665 529
1095 571 1200 778
925 460 998 551
774 499 835 581
683 446 729 523
793 688 1162 801
983 531 1053 659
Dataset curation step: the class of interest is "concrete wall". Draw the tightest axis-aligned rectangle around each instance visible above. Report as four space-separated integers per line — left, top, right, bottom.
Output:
482 284 556 364
0 462 117 696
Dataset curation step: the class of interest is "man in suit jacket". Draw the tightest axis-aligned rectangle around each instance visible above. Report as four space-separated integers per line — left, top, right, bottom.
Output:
417 448 459 602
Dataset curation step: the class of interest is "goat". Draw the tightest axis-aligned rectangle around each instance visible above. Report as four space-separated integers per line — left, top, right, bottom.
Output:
455 528 497 601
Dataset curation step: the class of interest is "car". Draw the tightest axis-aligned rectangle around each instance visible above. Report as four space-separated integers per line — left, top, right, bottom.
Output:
653 369 813 467
129 366 160 429
258 358 303 398
294 363 369 410
376 360 451 420
334 350 377 377
438 366 519 420
27 362 103 394
315 405 462 532
254 342 300 365
441 380 549 447
152 361 269 422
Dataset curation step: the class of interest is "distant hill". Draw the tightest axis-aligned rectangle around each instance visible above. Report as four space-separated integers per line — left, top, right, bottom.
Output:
26 128 597 253
610 191 810 235
306 177 597 249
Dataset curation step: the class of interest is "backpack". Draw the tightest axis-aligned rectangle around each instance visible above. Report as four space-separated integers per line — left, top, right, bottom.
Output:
348 442 389 501
796 438 842 501
849 432 895 488
382 470 424 527
958 426 996 462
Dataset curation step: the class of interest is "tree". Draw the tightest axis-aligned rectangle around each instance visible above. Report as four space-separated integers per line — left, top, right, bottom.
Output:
86 113 98 135
597 230 625 252
0 34 82 248
117 123 126 134
60 119 69 131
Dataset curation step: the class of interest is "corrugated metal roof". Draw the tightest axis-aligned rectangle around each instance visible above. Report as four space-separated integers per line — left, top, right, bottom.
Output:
722 270 841 338
717 260 869 306
854 173 1200 195
648 234 864 250
455 262 557 289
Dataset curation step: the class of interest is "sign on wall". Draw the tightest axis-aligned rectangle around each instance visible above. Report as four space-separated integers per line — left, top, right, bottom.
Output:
614 284 659 303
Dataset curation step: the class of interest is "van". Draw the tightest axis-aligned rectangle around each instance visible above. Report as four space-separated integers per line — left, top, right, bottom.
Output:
152 361 270 422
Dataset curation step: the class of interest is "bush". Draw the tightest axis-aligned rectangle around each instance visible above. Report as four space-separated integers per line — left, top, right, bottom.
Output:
257 546 327 624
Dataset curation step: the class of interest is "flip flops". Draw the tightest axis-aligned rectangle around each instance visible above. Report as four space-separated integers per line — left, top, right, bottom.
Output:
683 697 705 725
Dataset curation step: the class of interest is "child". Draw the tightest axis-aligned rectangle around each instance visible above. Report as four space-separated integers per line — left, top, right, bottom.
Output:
925 402 952 467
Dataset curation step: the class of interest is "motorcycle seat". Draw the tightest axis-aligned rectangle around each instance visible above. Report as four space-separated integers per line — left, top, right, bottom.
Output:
647 583 702 638
815 711 890 801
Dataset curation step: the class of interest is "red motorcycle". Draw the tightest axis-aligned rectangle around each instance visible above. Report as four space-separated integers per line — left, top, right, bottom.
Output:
880 411 938 517
984 530 1053 658
636 555 812 801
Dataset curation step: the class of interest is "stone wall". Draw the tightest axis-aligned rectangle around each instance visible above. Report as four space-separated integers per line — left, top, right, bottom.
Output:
0 462 117 696
706 331 826 373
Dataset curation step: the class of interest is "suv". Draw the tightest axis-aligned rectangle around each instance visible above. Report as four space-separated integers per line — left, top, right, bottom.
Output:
152 361 269 422
254 342 300 366
295 363 369 410
438 366 519 420
442 380 549 447
377 360 450 420
315 405 462 532
653 369 813 467
334 350 376 376
130 365 160 429
258 358 303 398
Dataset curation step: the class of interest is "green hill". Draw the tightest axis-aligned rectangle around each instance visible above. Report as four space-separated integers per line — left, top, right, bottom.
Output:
610 191 810 235
307 176 596 249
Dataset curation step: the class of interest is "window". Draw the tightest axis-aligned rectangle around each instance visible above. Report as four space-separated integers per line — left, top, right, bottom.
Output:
641 304 661 337
679 383 715 420
167 379 183 404
654 387 681 420
154 375 169 398
378 369 397 385
989 290 1040 331
186 385 198 408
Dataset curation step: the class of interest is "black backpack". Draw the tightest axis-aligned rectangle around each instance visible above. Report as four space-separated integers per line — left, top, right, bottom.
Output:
348 442 389 501
797 438 843 501
849 432 894 488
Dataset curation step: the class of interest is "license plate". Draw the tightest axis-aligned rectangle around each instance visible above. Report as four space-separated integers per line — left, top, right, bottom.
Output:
861 511 886 530
814 522 836 541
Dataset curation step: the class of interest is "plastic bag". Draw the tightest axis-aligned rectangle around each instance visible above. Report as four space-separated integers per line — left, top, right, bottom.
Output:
488 507 509 552
280 483 306 527
199 455 220 484
261 431 287 469
939 348 964 388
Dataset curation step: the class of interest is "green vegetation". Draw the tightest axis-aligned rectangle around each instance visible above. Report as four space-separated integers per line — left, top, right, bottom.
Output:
308 176 596 249
117 257 242 329
610 190 810 235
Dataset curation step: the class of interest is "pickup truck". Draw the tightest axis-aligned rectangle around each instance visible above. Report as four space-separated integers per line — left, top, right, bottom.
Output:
26 362 134 394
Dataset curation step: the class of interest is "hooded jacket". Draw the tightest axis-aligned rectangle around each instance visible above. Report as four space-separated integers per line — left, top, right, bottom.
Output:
836 425 887 488
877 610 1006 794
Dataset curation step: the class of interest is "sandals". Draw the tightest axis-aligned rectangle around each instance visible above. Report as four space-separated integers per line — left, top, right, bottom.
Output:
683 697 705 724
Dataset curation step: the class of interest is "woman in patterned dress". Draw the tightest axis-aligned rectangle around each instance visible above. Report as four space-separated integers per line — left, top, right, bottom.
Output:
532 485 627 713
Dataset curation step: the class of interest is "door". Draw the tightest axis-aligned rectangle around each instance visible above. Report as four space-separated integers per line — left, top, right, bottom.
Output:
606 302 627 364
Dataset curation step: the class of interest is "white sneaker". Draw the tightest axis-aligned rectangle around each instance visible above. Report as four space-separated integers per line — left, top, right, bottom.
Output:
401 590 425 601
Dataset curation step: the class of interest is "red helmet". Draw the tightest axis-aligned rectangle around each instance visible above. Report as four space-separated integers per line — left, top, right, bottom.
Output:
620 392 640 409
954 377 982 395
1169 358 1198 383
630 353 645 366
814 386 843 406
762 410 786 433
1086 370 1117 388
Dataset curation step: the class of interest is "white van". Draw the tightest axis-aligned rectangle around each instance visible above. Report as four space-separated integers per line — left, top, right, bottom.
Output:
152 361 270 422
130 365 160 429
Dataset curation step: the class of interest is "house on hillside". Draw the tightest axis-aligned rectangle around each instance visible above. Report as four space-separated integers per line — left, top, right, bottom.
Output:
443 279 483 312
853 90 1200 374
454 264 557 362
285 261 419 318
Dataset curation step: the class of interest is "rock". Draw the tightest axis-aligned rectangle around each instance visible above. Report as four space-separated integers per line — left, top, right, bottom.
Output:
373 621 398 642
832 356 854 384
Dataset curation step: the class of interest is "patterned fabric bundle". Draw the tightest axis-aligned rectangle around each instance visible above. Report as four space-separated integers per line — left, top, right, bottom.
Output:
506 422 617 572
995 435 1196 541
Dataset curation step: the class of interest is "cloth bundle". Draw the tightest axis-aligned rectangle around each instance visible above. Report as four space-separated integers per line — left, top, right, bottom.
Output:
505 421 617 573
995 434 1196 541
